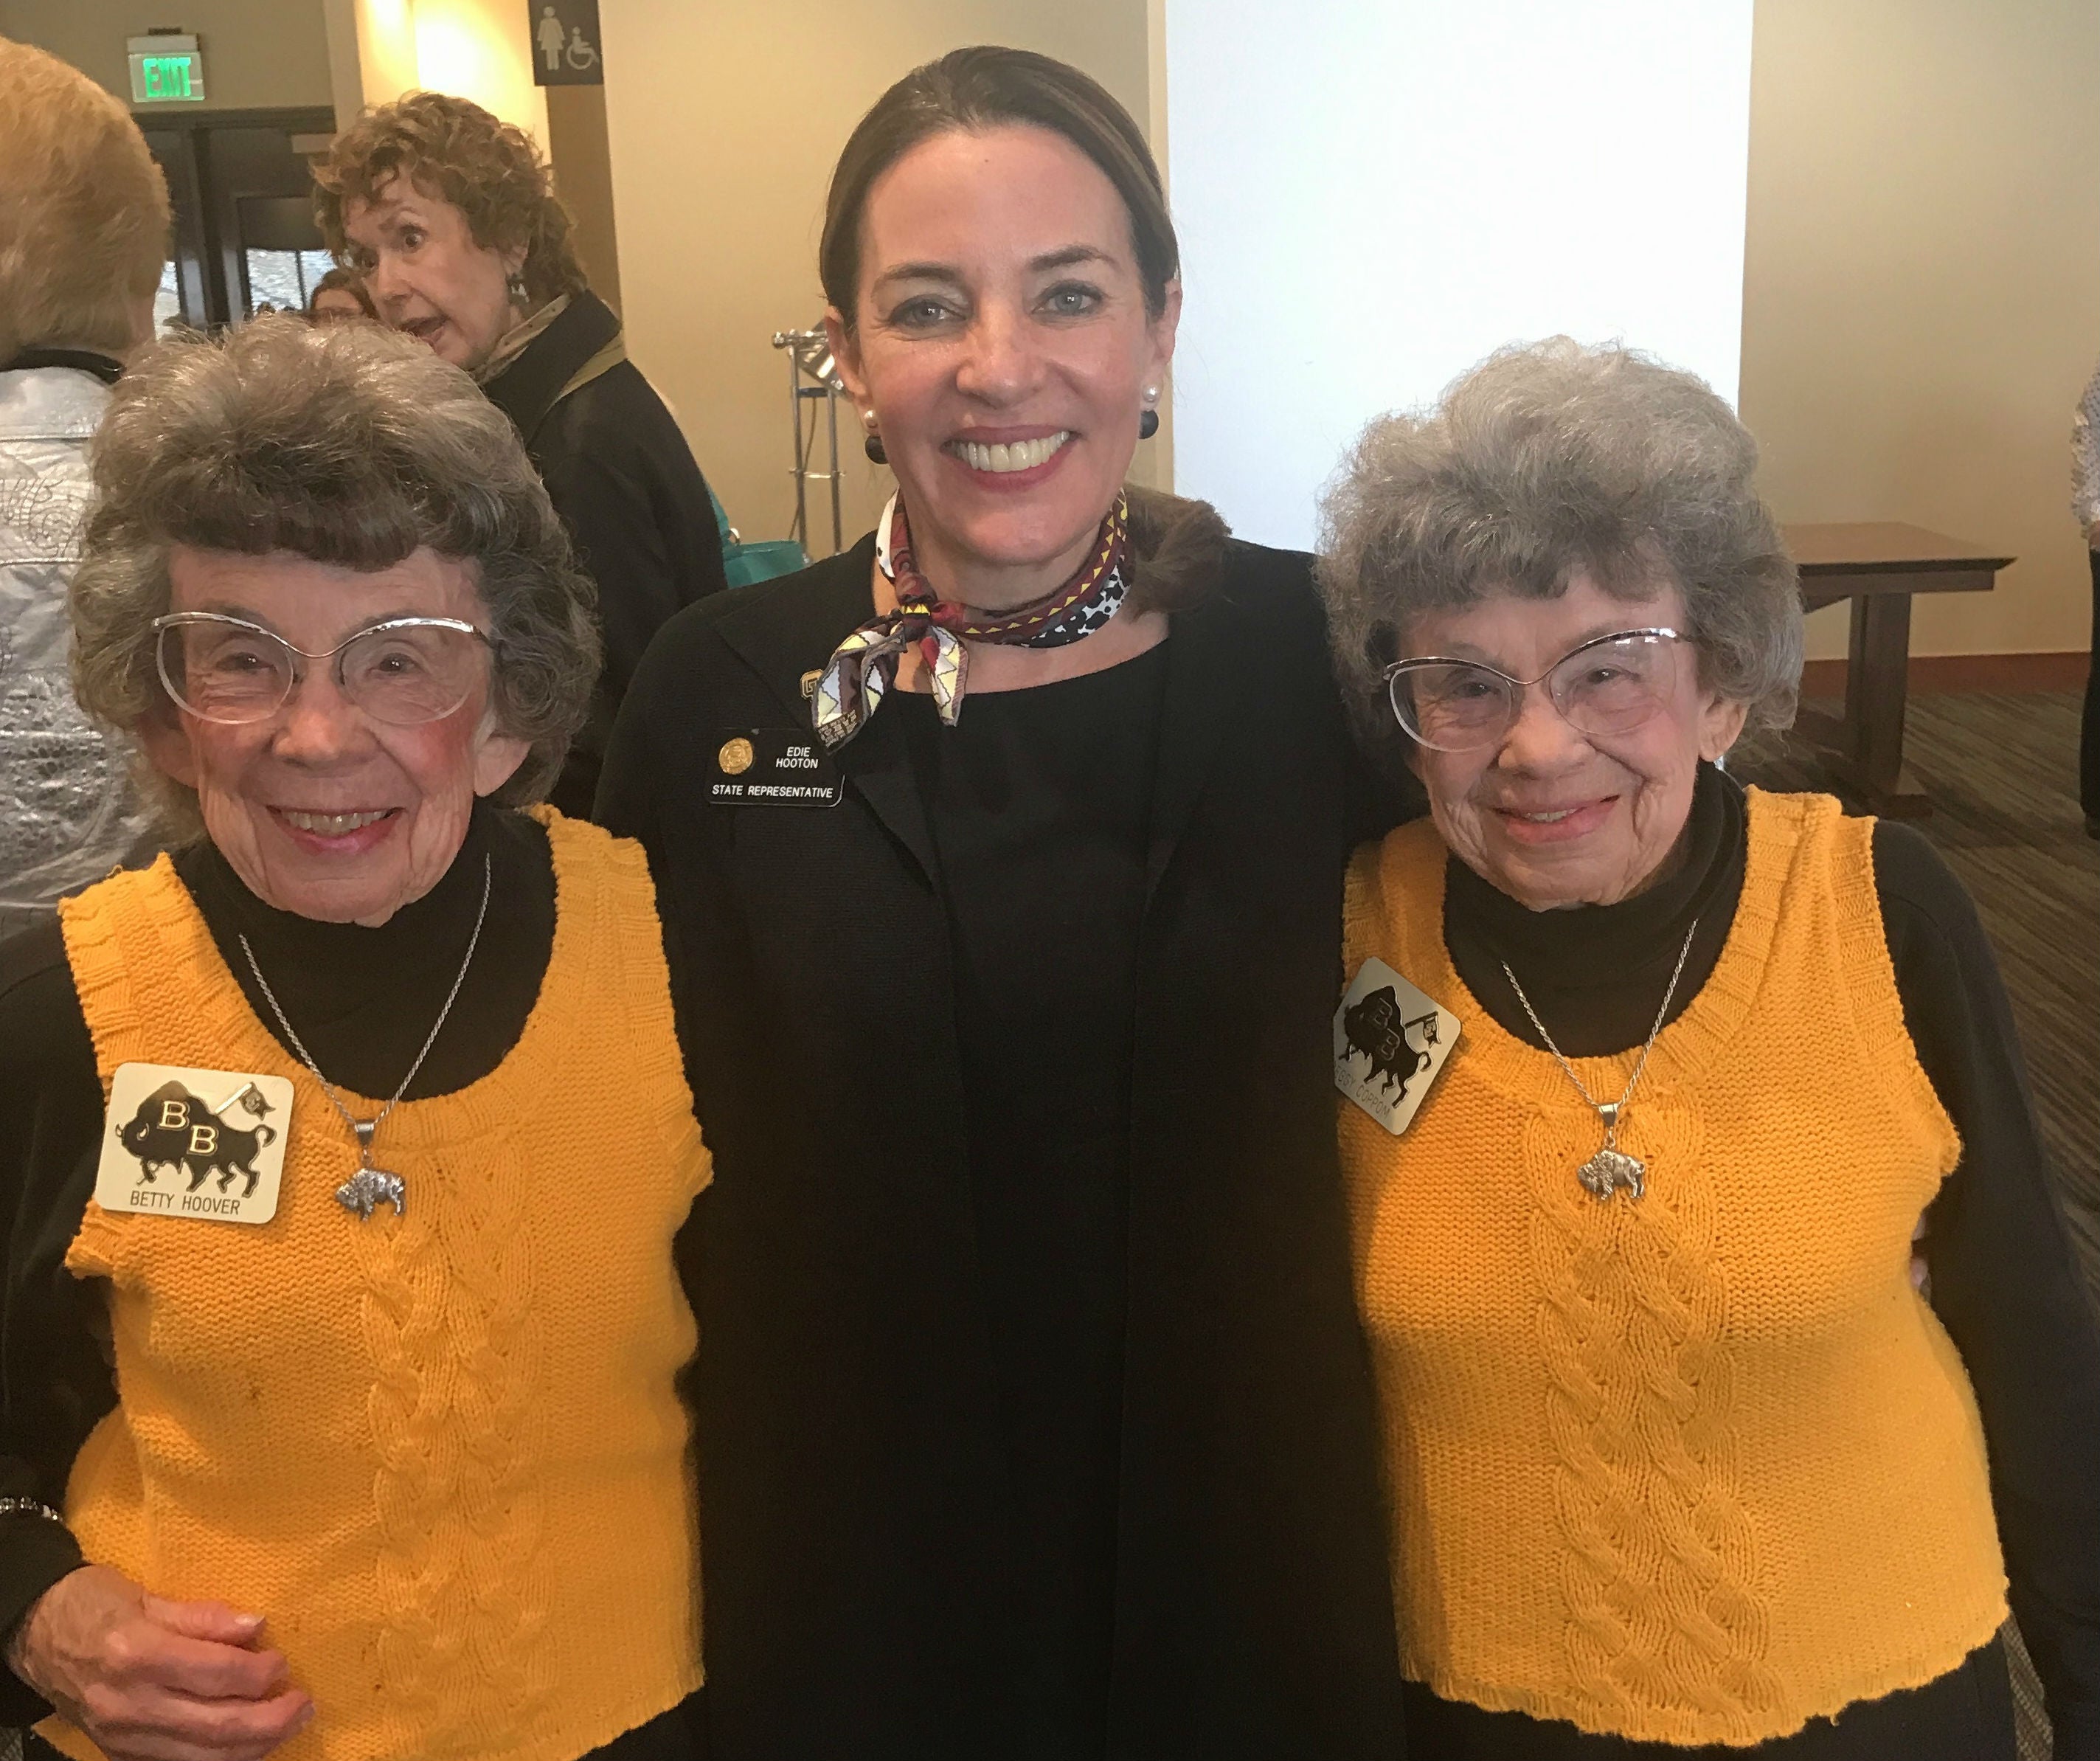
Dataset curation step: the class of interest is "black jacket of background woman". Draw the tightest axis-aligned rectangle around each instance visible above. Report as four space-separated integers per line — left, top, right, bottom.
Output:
481 288 727 818
596 495 1415 1761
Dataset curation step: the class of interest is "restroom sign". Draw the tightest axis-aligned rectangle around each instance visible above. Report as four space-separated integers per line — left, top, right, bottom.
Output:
530 0 602 86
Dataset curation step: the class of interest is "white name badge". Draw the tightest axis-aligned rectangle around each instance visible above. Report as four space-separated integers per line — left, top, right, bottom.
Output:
95 1063 295 1225
1334 958 1461 1136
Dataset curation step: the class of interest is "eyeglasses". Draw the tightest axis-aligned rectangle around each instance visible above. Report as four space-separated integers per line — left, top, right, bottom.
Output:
1383 627 1688 753
152 612 493 727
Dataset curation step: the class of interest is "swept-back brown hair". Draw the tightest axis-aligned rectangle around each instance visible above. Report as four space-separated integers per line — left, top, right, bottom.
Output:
313 91 585 305
0 36 170 361
820 45 1177 331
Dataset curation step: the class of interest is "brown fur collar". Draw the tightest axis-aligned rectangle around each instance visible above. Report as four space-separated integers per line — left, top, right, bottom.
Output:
1123 486 1230 616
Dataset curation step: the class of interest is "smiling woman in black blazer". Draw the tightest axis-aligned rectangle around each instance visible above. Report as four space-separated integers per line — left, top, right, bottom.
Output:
598 46 1413 1761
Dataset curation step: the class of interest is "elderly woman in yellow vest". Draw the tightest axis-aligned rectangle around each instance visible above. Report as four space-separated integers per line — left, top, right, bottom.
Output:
1317 338 2100 1761
0 319 707 1761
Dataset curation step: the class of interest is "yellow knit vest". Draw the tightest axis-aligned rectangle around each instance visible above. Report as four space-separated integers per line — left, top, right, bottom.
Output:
46 810 709 1761
1341 789 2006 1746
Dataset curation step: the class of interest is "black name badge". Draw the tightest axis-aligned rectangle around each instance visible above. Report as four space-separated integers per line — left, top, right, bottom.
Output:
709 730 844 807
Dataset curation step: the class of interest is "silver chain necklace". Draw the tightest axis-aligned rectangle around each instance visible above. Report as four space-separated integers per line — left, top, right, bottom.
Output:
1500 917 1699 1203
238 854 492 1221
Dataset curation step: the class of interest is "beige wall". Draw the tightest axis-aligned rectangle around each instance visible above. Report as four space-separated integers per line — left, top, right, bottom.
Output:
600 0 1151 554
320 0 547 142
0 0 333 109
409 0 546 145
1740 0 2100 660
547 85 622 314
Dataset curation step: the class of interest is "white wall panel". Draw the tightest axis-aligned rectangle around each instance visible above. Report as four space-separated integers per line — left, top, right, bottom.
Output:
1164 0 1756 550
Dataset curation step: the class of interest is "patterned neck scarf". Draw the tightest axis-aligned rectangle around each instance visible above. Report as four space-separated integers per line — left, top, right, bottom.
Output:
471 293 566 384
811 491 1130 749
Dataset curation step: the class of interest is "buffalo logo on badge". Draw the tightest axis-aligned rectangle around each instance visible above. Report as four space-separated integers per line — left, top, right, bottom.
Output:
1340 986 1441 1102
115 1079 278 1198
718 736 755 775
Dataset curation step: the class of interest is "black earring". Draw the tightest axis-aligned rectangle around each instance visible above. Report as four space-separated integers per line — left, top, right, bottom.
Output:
864 432 888 465
1138 408 1160 440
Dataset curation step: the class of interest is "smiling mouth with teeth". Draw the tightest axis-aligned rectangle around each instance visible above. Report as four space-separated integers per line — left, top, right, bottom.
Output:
950 432 1072 474
279 809 396 835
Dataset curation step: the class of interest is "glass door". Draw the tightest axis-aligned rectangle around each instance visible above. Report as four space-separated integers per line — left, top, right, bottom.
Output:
139 108 338 331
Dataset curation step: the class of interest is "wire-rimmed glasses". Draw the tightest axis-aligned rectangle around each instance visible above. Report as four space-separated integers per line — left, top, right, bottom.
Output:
152 612 493 727
1383 627 1688 753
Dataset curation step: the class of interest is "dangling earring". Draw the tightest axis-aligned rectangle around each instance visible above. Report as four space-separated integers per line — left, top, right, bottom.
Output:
862 408 887 466
1138 386 1160 440
505 269 529 305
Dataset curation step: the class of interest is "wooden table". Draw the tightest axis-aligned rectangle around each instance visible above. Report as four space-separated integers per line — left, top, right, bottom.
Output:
1782 522 2014 816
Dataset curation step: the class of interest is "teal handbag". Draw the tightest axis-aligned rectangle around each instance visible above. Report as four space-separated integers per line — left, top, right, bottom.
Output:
712 488 808 589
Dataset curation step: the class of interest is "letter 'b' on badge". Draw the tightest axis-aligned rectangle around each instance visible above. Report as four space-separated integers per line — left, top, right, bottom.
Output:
1335 958 1461 1137
97 1063 295 1226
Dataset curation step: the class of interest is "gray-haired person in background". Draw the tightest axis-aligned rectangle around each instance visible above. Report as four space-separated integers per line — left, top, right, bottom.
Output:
2071 354 2099 836
0 38 168 938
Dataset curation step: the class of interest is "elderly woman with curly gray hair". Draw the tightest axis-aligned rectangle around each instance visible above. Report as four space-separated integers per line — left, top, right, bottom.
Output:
0 319 708 1761
1319 339 2100 1761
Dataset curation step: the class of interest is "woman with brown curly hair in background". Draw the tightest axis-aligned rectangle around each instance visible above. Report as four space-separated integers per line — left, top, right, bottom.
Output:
315 93 729 819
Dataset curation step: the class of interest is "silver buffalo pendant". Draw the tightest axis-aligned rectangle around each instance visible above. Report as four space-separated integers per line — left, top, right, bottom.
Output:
336 1120 406 1220
336 1162 406 1220
1578 1146 1646 1203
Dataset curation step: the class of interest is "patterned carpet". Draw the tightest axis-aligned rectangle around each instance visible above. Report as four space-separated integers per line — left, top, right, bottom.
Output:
1736 688 2098 1761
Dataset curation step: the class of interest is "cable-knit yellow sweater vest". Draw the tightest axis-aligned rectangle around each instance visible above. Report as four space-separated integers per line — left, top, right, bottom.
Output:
46 810 709 1761
1340 788 2006 1747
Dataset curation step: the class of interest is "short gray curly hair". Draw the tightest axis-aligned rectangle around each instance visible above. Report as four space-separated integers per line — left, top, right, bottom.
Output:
1317 337 1801 780
72 316 599 839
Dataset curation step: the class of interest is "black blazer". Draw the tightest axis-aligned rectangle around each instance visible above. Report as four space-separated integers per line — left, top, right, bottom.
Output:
481 289 727 818
597 525 1412 1761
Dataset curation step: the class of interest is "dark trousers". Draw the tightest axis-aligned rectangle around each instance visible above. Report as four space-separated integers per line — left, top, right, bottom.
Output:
1398 1638 2015 1761
2084 549 2099 820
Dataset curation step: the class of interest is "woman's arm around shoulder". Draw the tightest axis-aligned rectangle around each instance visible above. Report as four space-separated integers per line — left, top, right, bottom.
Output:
1878 820 2100 1761
0 919 105 1720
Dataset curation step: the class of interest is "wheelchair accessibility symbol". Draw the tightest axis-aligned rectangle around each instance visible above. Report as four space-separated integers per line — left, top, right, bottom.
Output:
531 0 603 84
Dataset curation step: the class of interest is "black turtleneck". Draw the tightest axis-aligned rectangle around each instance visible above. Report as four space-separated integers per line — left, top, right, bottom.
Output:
1444 761 1745 1058
0 804 557 1726
1416 765 2100 1760
0 807 706 1754
173 800 555 1100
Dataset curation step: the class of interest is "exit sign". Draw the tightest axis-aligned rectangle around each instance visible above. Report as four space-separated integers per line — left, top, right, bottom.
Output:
128 33 205 103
